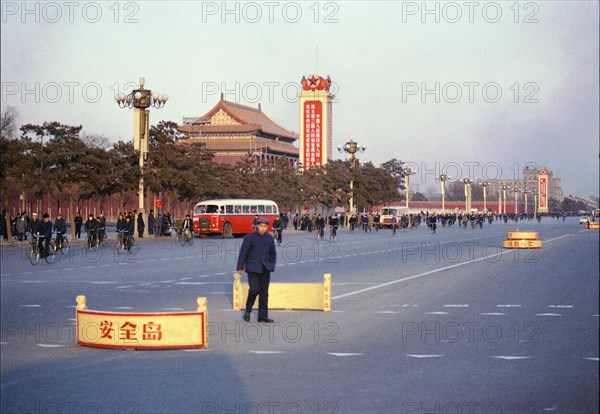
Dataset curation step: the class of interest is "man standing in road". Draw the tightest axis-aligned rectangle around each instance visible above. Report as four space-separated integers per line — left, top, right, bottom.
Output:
236 217 277 323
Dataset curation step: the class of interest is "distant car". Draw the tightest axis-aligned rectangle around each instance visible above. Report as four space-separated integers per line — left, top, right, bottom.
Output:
579 216 589 224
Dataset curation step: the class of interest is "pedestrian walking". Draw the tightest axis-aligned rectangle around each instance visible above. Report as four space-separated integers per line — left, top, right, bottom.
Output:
74 212 83 239
236 217 277 323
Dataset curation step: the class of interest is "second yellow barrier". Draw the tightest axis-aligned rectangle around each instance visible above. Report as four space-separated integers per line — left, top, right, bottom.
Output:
586 221 599 229
233 273 331 311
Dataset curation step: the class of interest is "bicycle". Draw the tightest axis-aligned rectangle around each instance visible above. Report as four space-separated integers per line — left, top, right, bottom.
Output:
273 228 282 245
50 230 69 255
85 231 98 251
97 227 108 246
316 226 325 241
115 229 136 254
27 234 55 265
179 227 194 246
329 225 337 241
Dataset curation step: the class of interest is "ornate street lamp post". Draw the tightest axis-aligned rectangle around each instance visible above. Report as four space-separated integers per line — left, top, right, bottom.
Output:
438 175 451 212
463 178 473 211
115 77 168 237
480 180 490 212
337 137 365 223
403 167 415 209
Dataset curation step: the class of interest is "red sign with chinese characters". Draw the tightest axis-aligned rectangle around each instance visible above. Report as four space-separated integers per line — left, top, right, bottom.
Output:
303 100 323 168
539 177 547 208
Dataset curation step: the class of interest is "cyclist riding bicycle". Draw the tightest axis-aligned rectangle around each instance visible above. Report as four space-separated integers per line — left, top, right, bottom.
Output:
84 214 98 247
53 212 67 247
328 214 339 240
35 213 53 257
315 214 326 240
180 214 193 238
272 215 283 245
98 214 106 243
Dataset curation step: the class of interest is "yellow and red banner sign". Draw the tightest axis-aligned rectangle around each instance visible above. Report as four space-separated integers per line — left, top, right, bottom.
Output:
538 170 549 213
76 296 208 349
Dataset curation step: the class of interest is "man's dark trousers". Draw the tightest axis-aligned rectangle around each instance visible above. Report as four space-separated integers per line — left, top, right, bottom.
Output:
246 269 270 319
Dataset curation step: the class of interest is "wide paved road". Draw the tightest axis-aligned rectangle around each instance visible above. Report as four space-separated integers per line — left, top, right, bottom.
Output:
1 218 598 413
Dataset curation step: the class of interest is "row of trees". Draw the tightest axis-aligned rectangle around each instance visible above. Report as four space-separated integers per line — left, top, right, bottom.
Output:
0 116 405 220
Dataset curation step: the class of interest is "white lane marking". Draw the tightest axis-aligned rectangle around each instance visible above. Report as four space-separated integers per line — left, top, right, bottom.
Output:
392 304 418 307
535 313 562 317
82 266 95 269
163 307 184 311
18 280 44 283
90 281 118 285
543 408 557 412
328 353 364 357
20 304 41 308
584 357 599 361
176 282 230 285
374 311 398 314
548 305 573 308
480 313 507 316
3 273 13 276
214 272 227 275
249 350 285 354
198 274 212 278
544 234 571 243
115 286 132 289
42 269 55 273
160 280 174 283
497 304 522 308
443 304 469 308
66 305 77 308
333 248 514 300
117 263 129 265
183 348 212 352
425 312 450 315
492 356 531 360
593 314 600 317
113 306 134 310
99 264 111 268
21 272 33 275
63 268 74 271
333 232 577 301
179 277 193 281
330 310 346 313
37 344 66 348
406 354 443 359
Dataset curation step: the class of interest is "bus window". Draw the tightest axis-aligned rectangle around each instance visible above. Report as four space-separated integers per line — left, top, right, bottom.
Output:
273 205 278 214
205 205 219 214
234 205 242 214
265 205 272 213
226 205 234 214
258 205 265 213
250 205 257 214
243 205 250 214
219 206 224 214
194 205 206 215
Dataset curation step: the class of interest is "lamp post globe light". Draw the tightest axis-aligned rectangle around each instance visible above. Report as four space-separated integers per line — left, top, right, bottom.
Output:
462 178 473 212
115 77 168 237
403 167 415 209
510 186 521 215
523 189 530 215
438 174 451 212
338 137 365 223
479 180 490 212
498 184 508 215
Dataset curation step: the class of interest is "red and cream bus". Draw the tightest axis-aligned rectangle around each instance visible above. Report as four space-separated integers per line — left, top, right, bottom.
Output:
192 199 279 238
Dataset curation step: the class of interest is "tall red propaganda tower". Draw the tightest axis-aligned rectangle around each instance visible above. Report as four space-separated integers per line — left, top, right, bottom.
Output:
299 74 334 169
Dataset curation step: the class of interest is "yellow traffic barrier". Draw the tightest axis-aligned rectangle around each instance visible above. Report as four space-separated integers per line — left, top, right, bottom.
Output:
586 221 599 229
502 231 542 249
233 273 331 312
76 295 208 349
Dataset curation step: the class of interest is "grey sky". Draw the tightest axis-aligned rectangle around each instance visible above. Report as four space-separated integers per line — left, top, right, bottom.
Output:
1 1 598 198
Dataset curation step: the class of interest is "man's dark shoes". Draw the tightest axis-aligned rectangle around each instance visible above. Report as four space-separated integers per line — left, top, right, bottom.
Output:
258 318 274 323
243 312 251 322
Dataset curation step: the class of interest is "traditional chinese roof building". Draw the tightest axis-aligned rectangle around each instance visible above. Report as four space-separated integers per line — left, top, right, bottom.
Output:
177 96 299 166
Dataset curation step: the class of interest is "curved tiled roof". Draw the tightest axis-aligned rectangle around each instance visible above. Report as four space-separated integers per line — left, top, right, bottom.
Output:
178 99 298 140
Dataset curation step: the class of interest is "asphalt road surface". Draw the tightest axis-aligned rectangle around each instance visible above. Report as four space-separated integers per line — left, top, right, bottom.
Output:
1 217 598 414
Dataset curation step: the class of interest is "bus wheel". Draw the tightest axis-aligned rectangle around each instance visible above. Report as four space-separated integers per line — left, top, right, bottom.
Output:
222 223 232 238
